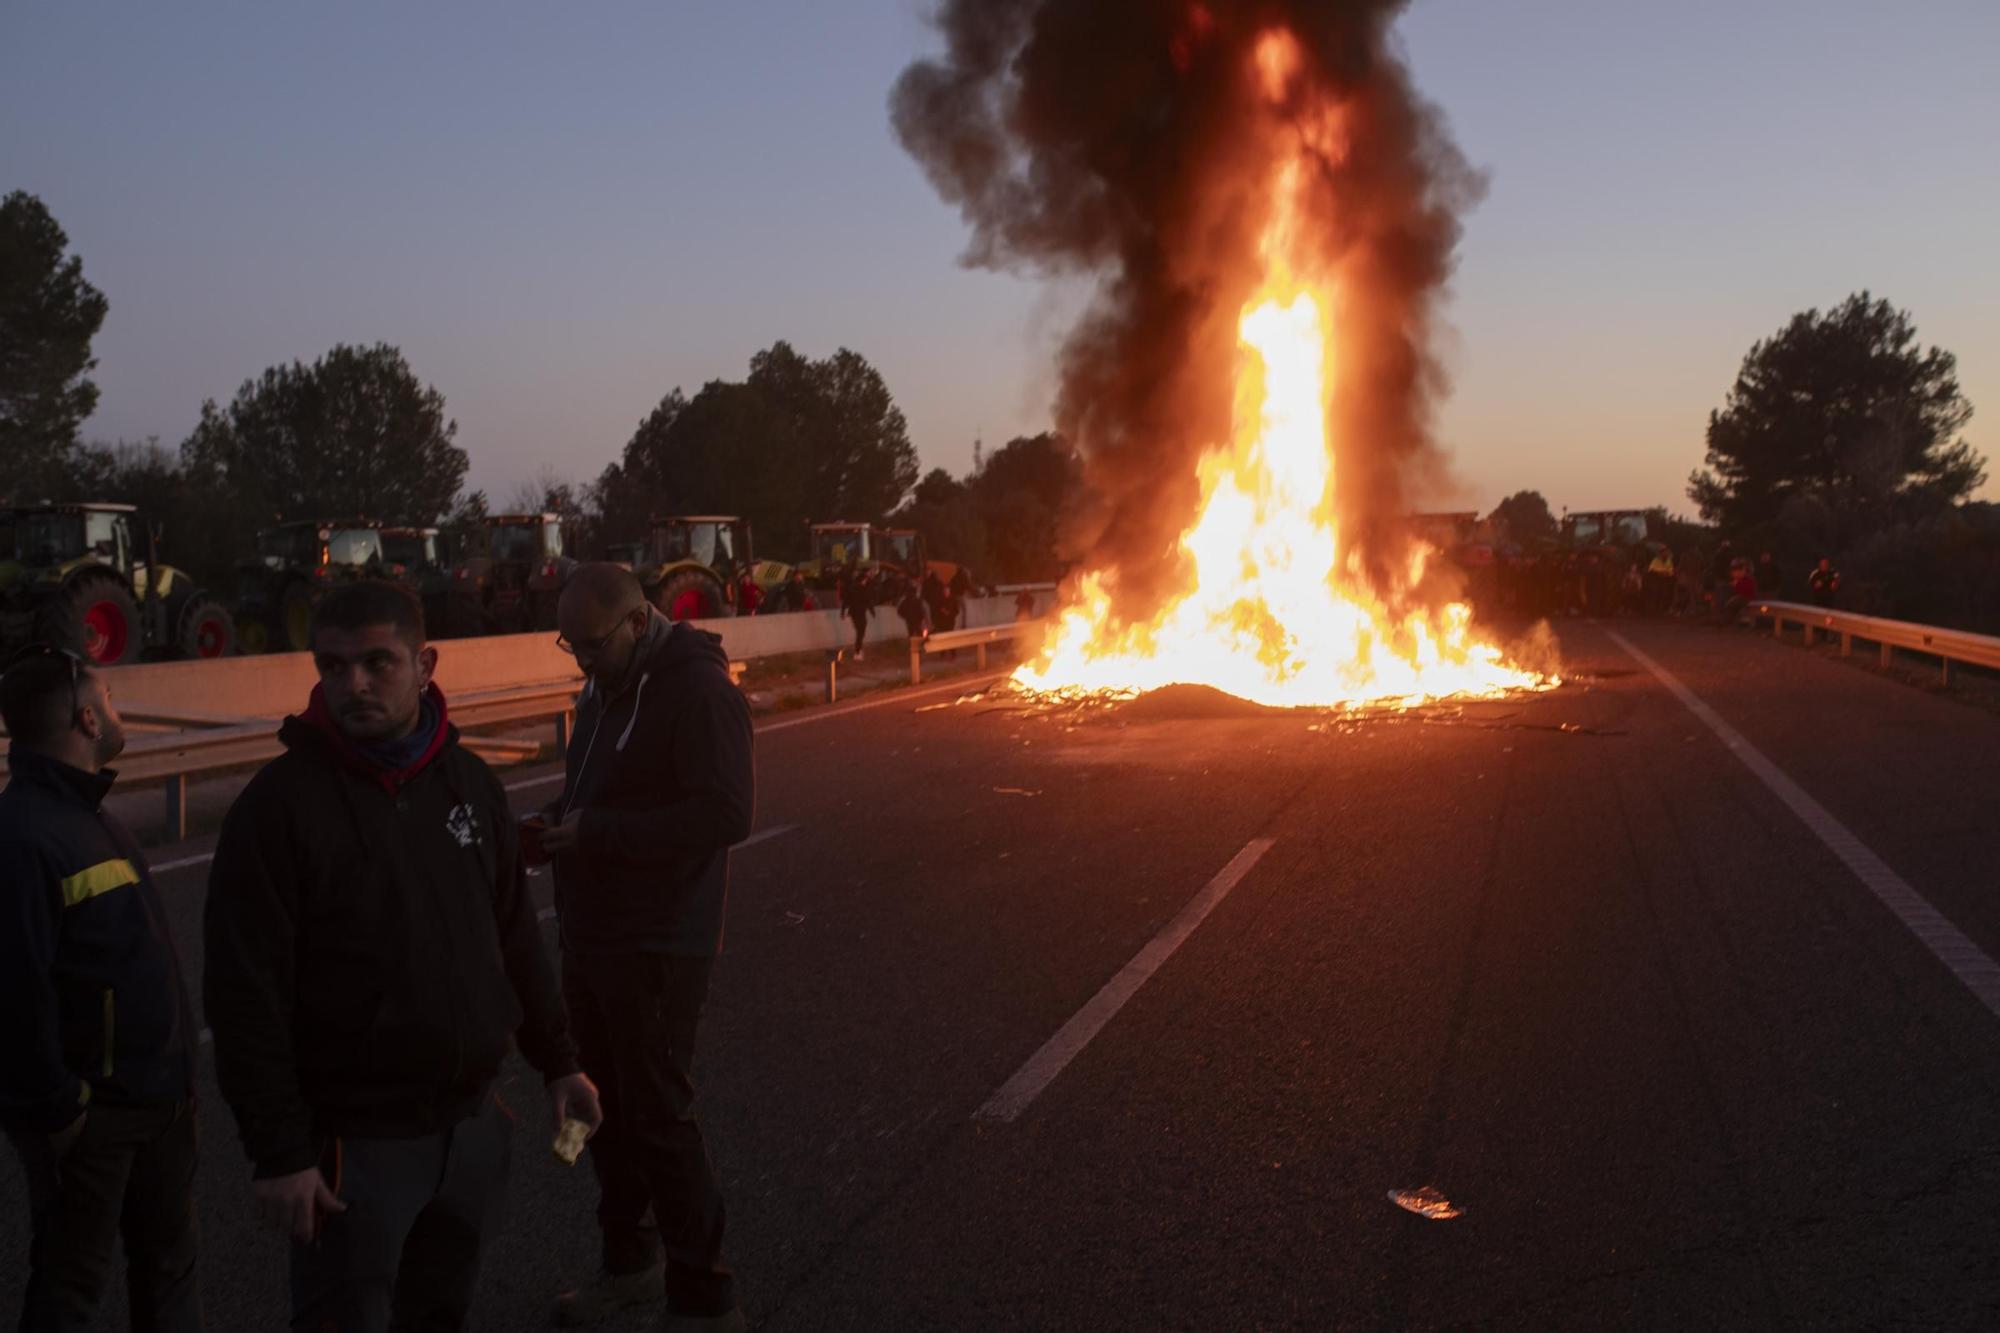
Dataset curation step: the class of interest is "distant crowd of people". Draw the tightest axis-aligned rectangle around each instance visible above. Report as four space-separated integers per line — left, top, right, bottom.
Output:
1475 542 1843 625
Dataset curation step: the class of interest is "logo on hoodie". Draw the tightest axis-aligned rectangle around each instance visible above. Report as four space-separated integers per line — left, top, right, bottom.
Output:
446 802 481 849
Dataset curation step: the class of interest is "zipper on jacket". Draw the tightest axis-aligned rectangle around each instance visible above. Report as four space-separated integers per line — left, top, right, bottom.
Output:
560 709 608 822
101 988 115 1079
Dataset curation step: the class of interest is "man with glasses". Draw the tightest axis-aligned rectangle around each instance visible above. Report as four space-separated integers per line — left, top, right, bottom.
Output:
543 564 752 1331
1 644 203 1330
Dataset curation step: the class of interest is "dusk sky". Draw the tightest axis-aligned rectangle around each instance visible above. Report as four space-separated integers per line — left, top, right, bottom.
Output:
3 0 1994 515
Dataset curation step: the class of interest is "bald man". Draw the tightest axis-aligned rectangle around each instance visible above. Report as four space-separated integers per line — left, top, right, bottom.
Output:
544 565 752 1331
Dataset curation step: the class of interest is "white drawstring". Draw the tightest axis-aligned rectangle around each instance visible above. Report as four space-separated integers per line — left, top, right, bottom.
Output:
614 672 651 752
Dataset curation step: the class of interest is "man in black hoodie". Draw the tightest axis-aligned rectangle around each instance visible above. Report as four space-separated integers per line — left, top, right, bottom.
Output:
204 580 600 1332
543 564 752 1331
2 644 201 1330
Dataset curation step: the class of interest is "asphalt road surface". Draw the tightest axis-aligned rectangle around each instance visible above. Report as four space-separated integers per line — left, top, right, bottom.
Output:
6 619 2000 1330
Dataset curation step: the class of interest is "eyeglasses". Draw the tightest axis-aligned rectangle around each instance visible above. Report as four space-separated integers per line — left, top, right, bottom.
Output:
3 642 85 719
555 622 623 657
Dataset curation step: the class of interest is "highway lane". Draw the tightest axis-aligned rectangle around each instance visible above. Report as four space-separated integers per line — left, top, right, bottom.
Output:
6 623 2000 1329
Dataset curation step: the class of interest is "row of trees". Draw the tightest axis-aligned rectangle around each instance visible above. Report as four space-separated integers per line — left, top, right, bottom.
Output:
1480 293 1991 631
1 190 1079 591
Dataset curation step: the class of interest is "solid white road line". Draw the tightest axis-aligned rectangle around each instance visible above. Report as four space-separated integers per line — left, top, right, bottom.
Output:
975 837 1277 1124
1609 629 2000 1021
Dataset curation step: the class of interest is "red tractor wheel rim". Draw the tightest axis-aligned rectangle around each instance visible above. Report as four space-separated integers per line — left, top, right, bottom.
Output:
194 616 227 658
671 589 712 621
83 601 129 663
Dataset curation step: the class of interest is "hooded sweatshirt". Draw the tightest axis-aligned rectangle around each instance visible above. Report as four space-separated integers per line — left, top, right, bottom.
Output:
204 682 577 1178
553 609 754 956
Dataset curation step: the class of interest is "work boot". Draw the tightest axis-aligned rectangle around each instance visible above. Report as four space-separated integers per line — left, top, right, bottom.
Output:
551 1265 664 1326
661 1309 747 1333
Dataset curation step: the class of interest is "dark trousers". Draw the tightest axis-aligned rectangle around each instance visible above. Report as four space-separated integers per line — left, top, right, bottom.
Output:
8 1099 201 1333
562 951 733 1316
289 1093 512 1333
849 612 868 653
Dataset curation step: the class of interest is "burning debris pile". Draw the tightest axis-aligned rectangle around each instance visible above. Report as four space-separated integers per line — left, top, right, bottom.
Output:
894 1 1556 709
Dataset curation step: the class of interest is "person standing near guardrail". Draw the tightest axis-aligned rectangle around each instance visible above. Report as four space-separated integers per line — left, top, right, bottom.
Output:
1810 556 1842 608
541 563 752 1332
1 644 203 1331
203 580 599 1332
840 564 876 660
1756 550 1784 598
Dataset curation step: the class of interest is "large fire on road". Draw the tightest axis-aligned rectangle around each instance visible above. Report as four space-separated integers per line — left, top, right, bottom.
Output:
897 6 1556 710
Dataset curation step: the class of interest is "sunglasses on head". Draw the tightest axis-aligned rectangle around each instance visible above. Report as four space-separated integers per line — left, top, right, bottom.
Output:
3 642 86 717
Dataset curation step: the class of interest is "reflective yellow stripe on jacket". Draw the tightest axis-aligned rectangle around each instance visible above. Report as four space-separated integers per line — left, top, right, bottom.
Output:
60 858 140 909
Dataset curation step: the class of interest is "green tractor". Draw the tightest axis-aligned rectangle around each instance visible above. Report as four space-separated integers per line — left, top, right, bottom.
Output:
234 520 387 654
635 515 774 620
0 502 235 665
446 513 574 635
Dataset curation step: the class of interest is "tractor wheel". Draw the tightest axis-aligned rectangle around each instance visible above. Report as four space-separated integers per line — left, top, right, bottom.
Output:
654 569 726 622
35 571 144 666
177 595 236 659
280 583 316 652
237 615 272 655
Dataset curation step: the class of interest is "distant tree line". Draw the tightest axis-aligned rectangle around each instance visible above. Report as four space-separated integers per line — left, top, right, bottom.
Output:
0 189 1083 595
1688 292 1992 630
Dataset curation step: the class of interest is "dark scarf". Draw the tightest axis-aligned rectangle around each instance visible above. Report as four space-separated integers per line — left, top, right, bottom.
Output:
300 682 451 793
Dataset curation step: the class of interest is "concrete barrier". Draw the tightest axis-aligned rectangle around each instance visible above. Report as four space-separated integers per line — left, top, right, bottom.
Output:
102 631 582 722
12 587 1062 734
90 596 1035 724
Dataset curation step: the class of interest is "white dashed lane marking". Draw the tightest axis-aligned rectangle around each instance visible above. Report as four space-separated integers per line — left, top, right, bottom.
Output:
976 837 1276 1123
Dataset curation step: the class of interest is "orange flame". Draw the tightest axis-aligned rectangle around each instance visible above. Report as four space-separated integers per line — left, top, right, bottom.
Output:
1014 37 1554 710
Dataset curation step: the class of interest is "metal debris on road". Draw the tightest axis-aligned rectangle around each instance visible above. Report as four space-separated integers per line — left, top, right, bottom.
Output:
781 911 808 927
992 786 1042 797
1388 1186 1463 1220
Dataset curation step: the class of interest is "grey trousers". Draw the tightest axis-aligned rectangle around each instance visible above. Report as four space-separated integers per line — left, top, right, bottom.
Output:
289 1093 513 1333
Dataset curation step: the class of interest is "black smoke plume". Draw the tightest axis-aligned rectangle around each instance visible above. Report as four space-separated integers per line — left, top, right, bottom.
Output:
892 1 1480 619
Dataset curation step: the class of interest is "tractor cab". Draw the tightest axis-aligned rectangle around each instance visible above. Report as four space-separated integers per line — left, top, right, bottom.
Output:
16 504 134 569
878 528 929 580
235 520 385 654
379 526 443 575
808 522 878 574
1561 510 1653 550
640 515 754 620
446 513 573 635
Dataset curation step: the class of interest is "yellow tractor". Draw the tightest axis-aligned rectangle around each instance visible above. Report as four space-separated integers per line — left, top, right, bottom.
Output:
0 502 235 664
634 516 780 620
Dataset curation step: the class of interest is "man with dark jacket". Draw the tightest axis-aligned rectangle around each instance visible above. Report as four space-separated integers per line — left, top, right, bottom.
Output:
204 581 599 1332
543 564 752 1331
2 645 202 1331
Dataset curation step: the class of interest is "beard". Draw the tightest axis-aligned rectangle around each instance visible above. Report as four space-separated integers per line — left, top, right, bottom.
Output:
96 717 127 767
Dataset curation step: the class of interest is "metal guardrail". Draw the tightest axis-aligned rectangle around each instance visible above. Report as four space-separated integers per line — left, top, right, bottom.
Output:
909 620 1040 685
1753 600 2000 683
2 666 749 841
